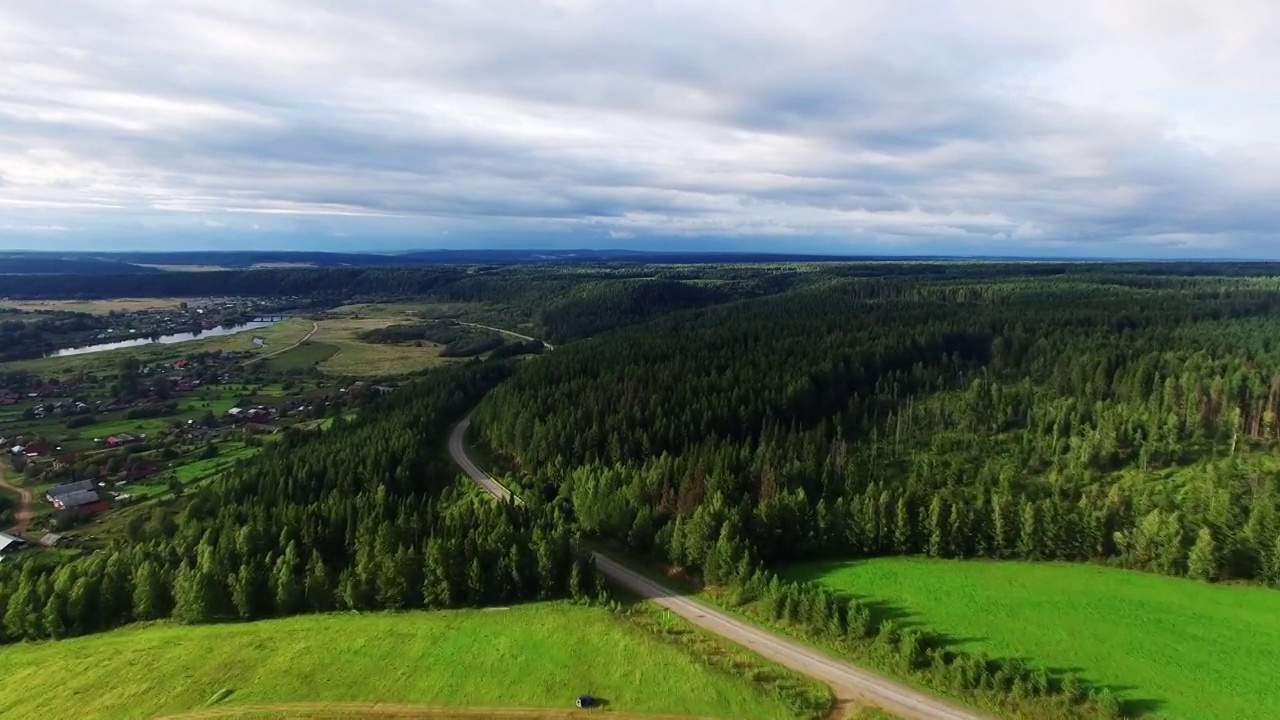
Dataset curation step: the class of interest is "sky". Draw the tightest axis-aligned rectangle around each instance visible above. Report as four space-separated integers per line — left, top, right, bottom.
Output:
1 1 1278 258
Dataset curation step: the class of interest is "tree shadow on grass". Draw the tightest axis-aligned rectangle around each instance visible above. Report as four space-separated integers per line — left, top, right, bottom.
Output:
1032 664 1167 718
833 587 1168 719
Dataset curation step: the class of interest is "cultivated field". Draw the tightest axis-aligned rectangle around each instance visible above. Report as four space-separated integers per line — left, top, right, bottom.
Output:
264 341 340 373
0 298 212 314
788 557 1280 720
0 604 803 720
310 308 449 376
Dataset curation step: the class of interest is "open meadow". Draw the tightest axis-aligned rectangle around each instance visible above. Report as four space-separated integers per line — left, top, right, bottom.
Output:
264 341 340 373
0 604 807 720
0 298 211 315
309 316 447 376
786 557 1280 720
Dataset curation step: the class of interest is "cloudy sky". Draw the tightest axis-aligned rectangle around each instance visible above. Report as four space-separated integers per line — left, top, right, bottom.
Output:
1 1 1278 257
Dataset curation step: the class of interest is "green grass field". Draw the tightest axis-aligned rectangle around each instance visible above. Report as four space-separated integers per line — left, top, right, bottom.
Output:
787 558 1280 720
172 443 258 483
265 341 339 373
0 298 207 315
0 604 802 720
311 317 448 376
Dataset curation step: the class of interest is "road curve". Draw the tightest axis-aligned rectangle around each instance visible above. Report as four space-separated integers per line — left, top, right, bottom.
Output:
0 463 35 537
448 418 991 720
450 415 523 503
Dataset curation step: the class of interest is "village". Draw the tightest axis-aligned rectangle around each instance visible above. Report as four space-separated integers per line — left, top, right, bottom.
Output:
0 345 390 557
0 297 309 364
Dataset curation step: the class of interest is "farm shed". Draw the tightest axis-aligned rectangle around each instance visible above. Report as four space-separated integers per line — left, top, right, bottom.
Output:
46 479 96 504
0 532 27 555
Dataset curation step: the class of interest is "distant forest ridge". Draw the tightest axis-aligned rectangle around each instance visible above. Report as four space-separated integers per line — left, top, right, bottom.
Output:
2 255 1280 300
2 249 1278 277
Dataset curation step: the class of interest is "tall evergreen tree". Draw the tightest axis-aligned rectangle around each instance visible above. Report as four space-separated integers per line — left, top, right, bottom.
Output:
1187 527 1219 582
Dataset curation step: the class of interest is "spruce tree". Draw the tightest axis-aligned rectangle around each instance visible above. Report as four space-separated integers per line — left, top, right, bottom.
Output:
1267 533 1280 587
1187 527 1218 581
231 559 266 620
131 561 169 621
1017 502 1040 560
893 494 912 554
926 495 944 558
273 555 302 616
173 565 218 624
304 554 334 612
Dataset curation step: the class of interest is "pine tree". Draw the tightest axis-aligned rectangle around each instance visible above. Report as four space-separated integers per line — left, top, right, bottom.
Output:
42 577 69 640
98 555 134 629
44 565 78 639
231 558 266 620
569 554 593 601
465 556 486 605
273 555 302 616
1017 501 1040 560
1187 527 1218 581
173 565 218 624
304 554 334 612
68 570 103 635
1262 532 1280 587
926 495 945 558
893 494 912 554
132 561 169 621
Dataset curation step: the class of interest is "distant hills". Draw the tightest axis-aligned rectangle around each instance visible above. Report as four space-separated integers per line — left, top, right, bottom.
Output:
0 249 893 274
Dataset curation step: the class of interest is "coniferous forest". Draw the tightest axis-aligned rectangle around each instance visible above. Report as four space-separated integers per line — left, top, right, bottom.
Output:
475 273 1280 584
0 361 599 644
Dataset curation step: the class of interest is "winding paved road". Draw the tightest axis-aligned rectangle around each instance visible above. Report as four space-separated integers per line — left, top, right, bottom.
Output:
450 415 521 503
449 406 990 720
0 463 34 537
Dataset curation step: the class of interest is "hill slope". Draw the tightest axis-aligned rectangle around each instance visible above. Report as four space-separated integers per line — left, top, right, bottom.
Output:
0 604 801 720
789 558 1280 720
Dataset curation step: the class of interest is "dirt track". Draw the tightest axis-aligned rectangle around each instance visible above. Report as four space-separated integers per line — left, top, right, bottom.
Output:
0 463 34 537
247 321 320 364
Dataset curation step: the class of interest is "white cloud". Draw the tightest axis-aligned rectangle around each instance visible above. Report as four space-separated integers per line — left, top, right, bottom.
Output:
0 0 1277 256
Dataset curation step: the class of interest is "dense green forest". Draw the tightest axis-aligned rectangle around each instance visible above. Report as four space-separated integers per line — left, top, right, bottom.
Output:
0 361 600 644
475 275 1280 585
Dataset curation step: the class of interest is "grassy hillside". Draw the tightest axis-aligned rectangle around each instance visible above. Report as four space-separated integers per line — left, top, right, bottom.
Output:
0 604 802 720
788 558 1280 720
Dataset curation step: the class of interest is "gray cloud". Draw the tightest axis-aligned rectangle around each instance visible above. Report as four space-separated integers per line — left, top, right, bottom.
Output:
0 0 1278 256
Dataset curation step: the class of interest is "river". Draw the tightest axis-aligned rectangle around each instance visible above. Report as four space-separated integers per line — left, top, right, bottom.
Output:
46 319 280 358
